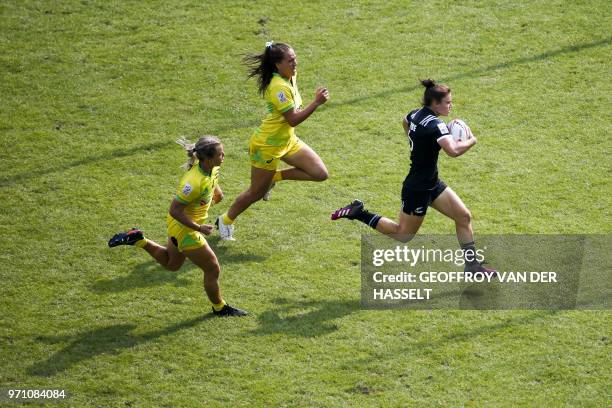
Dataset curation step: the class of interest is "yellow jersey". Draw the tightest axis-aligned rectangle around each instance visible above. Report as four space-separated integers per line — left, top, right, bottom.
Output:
170 164 219 225
251 72 303 147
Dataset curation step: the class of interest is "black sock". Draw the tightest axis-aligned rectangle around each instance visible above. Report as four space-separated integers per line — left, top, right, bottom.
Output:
461 241 478 265
354 210 381 229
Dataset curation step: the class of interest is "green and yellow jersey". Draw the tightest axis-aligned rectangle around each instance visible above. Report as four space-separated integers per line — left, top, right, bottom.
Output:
170 164 219 225
251 72 303 147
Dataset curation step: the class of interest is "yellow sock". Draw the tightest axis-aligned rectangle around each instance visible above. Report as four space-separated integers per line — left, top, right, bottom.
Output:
135 238 147 248
272 171 283 182
212 299 226 311
222 213 234 225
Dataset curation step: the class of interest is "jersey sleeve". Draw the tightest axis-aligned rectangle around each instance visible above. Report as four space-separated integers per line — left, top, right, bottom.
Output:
268 82 295 113
433 119 451 142
175 175 200 205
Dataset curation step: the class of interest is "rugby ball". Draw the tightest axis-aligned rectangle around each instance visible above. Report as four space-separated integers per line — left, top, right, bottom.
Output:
447 119 472 141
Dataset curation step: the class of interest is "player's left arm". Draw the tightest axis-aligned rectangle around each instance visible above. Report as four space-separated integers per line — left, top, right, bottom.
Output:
212 185 223 204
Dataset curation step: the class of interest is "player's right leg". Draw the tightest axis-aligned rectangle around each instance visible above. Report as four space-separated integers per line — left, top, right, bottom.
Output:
331 201 424 243
183 244 247 317
218 166 275 240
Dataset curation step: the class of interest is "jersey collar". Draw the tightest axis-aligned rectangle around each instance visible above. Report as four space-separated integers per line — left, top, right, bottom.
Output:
423 106 438 117
273 72 292 85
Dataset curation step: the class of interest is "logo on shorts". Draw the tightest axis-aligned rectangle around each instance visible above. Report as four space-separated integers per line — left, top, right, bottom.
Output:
182 183 193 196
277 91 287 103
414 207 424 215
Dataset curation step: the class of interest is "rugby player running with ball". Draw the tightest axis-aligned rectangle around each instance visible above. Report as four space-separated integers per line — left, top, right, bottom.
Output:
332 79 495 276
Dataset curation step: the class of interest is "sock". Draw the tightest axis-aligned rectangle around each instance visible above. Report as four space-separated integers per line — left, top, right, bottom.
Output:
212 299 226 311
222 213 234 225
272 171 283 182
461 241 478 265
354 210 381 229
135 238 147 248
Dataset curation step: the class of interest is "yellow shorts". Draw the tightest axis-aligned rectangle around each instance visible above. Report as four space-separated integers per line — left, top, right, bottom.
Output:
249 135 305 170
166 217 207 252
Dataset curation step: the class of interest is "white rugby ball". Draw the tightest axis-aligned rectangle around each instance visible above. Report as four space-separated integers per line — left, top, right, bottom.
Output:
447 119 472 141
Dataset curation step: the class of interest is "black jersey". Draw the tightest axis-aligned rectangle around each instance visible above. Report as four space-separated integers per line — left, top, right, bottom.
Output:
403 107 450 190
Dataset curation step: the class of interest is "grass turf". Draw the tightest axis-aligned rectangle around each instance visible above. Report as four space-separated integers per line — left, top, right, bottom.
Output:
1 0 610 406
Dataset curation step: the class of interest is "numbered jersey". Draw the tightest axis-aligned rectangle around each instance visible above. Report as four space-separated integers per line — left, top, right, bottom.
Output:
404 107 450 190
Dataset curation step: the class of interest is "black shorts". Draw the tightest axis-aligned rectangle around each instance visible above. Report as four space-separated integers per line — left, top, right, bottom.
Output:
401 180 447 216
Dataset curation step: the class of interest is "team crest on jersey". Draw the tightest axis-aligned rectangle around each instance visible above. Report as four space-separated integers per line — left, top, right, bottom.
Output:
182 183 193 196
437 123 449 134
277 91 287 103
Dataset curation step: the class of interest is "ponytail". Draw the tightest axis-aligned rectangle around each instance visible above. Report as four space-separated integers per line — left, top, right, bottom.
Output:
244 41 292 95
176 136 221 170
420 78 451 106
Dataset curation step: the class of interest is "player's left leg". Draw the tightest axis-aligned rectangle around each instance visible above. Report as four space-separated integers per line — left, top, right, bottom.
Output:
108 229 186 271
279 144 328 182
142 237 186 272
431 187 496 276
430 187 473 244
183 244 247 316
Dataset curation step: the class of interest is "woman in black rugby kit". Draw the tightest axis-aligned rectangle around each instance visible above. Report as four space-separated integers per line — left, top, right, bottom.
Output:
332 79 494 274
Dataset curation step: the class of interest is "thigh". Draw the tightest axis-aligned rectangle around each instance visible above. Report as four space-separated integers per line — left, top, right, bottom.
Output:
250 165 276 194
184 243 220 272
166 236 187 269
430 186 469 220
281 142 326 174
397 210 426 235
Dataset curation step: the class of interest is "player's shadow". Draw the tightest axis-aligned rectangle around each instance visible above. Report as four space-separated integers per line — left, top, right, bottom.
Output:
92 243 266 293
27 315 213 377
251 297 360 338
344 309 559 371
90 260 194 293
206 235 270 264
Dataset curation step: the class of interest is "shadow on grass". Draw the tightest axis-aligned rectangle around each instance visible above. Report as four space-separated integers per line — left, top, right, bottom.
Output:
90 260 193 293
251 297 360 338
345 310 560 370
331 37 612 109
207 235 270 264
93 243 266 293
3 38 606 188
0 140 174 187
27 314 213 377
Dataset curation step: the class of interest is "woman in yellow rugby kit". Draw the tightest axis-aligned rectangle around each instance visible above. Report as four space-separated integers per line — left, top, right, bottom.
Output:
216 41 329 240
108 136 247 317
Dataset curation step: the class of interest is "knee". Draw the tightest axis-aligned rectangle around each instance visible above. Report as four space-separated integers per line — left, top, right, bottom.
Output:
165 263 182 272
312 168 328 182
455 209 472 227
395 233 415 243
204 263 220 281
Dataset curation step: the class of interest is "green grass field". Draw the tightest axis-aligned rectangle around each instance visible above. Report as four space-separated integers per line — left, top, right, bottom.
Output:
1 0 610 406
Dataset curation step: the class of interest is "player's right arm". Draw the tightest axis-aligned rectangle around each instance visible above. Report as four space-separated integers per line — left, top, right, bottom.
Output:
169 199 213 235
438 135 477 157
402 116 410 135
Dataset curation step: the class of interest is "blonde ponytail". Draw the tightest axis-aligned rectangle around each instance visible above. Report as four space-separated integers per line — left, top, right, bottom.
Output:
176 136 222 171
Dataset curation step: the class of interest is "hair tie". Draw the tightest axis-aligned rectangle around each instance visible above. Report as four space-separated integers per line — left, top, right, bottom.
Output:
265 41 274 48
